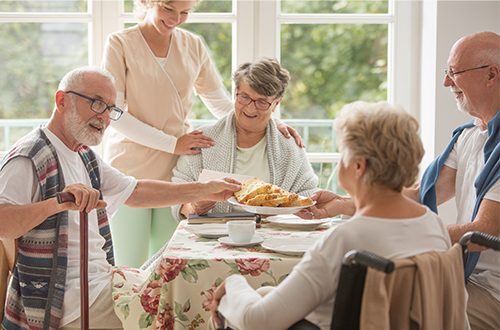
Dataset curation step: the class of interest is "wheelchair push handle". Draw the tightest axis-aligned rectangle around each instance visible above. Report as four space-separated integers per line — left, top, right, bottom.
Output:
460 231 500 251
343 250 395 274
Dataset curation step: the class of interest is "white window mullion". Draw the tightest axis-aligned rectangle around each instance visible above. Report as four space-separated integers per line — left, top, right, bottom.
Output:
255 0 279 59
392 0 419 116
90 0 121 66
235 0 255 66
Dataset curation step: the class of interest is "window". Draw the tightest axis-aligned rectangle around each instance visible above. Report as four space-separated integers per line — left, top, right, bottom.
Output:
0 0 414 190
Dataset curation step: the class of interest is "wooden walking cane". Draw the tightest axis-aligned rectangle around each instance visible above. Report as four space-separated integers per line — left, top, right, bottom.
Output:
56 192 89 330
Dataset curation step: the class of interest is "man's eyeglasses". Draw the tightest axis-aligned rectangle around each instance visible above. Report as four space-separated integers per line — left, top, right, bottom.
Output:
66 91 123 121
444 64 491 80
236 93 276 111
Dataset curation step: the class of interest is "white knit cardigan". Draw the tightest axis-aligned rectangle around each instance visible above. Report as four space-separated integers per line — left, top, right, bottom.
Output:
171 112 319 220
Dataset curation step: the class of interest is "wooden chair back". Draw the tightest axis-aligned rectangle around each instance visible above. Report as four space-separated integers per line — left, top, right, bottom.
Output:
0 239 17 322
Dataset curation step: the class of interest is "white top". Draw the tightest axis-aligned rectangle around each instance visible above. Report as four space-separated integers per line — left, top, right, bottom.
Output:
234 137 270 183
444 123 500 301
0 127 137 325
218 209 451 330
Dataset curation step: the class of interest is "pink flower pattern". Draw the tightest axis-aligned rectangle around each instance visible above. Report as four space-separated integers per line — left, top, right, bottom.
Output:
156 302 175 330
235 258 270 276
159 257 188 282
140 280 162 314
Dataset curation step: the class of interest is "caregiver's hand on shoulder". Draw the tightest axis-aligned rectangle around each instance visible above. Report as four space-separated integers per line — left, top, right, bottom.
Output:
174 130 215 155
277 122 305 148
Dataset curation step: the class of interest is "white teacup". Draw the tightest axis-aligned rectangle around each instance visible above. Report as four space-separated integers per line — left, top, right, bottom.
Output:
227 220 256 243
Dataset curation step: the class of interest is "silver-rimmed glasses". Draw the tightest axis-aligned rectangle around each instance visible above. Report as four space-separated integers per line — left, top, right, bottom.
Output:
444 64 491 80
67 91 123 121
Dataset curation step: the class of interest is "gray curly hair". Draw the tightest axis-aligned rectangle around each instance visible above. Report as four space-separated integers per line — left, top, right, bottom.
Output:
233 58 290 98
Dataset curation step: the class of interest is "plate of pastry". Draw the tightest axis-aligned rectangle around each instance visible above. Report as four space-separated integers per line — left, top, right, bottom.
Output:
229 178 315 215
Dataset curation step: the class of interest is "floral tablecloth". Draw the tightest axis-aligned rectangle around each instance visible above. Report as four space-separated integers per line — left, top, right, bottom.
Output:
111 220 333 330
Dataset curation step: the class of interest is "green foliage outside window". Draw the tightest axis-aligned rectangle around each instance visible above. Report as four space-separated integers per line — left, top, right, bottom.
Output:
281 23 388 122
281 0 388 14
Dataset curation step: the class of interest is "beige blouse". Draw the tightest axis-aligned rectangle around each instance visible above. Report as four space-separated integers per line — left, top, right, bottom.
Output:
102 25 227 180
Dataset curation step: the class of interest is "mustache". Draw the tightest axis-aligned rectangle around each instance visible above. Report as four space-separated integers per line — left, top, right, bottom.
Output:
88 119 105 130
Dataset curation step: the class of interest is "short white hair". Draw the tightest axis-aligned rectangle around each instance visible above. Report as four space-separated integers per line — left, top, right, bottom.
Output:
58 66 115 92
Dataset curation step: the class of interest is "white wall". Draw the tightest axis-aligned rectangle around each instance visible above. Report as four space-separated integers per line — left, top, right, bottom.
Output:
419 0 500 224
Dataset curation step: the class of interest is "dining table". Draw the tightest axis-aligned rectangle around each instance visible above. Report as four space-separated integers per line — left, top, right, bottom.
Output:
111 217 343 330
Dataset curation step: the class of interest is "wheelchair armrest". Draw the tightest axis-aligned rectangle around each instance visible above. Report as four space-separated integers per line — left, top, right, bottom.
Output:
459 231 500 251
343 250 394 273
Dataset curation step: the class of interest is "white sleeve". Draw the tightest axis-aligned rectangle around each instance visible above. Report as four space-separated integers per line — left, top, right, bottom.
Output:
0 157 39 204
97 156 137 217
484 179 500 203
110 97 178 154
444 142 458 170
198 86 233 119
218 272 321 330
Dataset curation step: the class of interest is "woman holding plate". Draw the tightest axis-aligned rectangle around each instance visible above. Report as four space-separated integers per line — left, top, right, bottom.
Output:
171 58 318 220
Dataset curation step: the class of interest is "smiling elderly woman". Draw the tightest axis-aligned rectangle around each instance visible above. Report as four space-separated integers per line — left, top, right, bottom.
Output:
171 58 318 219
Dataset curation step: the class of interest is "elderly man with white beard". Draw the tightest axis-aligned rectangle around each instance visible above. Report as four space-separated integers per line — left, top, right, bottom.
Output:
0 67 241 330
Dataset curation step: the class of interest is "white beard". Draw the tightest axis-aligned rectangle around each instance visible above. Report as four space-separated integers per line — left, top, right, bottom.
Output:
64 104 104 146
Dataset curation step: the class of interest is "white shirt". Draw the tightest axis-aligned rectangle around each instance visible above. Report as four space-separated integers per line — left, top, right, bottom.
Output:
0 127 137 325
234 137 271 183
218 209 451 330
444 123 500 301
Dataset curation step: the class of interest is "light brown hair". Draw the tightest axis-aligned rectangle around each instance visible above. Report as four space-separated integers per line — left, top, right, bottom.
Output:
335 101 424 191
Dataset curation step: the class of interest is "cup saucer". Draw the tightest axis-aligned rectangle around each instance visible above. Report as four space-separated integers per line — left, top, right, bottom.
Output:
218 235 264 247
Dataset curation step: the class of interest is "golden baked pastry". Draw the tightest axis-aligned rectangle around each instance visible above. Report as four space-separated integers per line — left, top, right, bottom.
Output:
234 178 313 207
234 178 272 204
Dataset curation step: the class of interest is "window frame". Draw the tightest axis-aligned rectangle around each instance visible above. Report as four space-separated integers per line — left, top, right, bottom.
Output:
0 0 417 167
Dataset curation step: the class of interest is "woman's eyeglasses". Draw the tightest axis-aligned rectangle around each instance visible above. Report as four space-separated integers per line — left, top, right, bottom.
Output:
236 93 276 111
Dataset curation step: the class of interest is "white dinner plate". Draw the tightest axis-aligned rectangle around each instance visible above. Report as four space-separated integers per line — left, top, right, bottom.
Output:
261 237 318 256
228 197 314 215
185 224 228 239
265 215 330 230
218 235 264 247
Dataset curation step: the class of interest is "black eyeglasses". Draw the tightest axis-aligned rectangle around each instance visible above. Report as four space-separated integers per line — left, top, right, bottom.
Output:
66 91 123 121
236 92 276 111
444 64 491 80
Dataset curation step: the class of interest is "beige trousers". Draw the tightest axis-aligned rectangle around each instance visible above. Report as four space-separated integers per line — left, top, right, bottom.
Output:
467 281 500 330
60 282 123 330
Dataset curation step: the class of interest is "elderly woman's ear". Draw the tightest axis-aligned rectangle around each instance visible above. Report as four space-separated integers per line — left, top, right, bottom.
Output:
354 158 367 179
